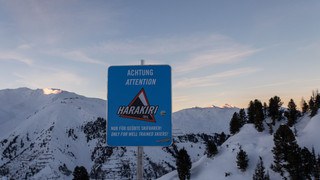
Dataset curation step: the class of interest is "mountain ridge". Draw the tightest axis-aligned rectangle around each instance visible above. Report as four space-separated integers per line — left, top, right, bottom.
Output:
0 87 235 179
2 88 317 179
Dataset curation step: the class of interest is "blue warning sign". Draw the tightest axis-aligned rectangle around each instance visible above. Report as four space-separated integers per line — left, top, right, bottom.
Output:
107 65 172 146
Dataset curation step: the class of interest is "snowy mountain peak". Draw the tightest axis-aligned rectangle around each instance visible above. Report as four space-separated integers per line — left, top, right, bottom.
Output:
211 104 236 108
220 104 236 108
1 87 226 179
42 88 63 95
2 87 318 180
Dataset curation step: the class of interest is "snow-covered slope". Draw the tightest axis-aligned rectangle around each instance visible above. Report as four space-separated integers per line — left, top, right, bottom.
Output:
0 88 105 179
298 113 320 151
0 88 105 136
3 88 319 180
0 88 237 179
173 106 238 135
159 112 320 180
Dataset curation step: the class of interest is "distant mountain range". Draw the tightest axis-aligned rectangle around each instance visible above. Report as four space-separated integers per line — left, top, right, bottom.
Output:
0 88 237 179
1 88 319 180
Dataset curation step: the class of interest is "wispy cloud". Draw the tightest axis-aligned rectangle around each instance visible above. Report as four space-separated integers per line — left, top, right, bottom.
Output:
62 50 106 65
3 1 114 47
100 34 228 55
174 67 262 88
14 68 88 90
173 95 190 103
251 78 320 89
298 42 320 52
210 67 262 78
0 52 33 65
17 43 33 50
174 79 220 89
98 34 262 74
175 47 262 74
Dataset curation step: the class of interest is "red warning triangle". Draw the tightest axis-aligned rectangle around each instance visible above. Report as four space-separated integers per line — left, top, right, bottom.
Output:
119 88 157 122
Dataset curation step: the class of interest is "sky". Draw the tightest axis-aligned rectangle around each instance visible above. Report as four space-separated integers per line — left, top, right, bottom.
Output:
0 0 319 112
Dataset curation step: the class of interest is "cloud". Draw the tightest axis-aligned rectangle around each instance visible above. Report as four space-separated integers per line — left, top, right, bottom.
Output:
3 1 114 48
174 78 221 89
175 47 262 74
14 68 88 90
209 67 262 78
99 34 237 55
98 34 261 74
298 42 320 52
0 52 33 65
173 95 190 103
17 43 33 50
251 78 320 89
62 50 106 65
174 67 262 88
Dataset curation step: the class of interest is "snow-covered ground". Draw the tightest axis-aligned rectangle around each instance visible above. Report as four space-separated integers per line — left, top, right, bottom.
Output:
0 88 237 179
1 88 319 179
159 113 320 180
173 106 238 134
0 88 106 179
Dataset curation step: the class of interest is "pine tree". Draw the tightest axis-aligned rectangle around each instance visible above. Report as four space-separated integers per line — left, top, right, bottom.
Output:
271 125 301 179
176 148 192 180
20 139 24 148
265 171 270 180
26 132 30 141
73 166 89 180
312 96 320 117
271 125 292 174
254 99 264 132
309 97 315 113
268 96 283 125
267 123 273 135
230 112 241 135
237 147 249 172
318 154 320 178
300 147 314 179
239 108 247 126
205 140 218 158
310 90 320 117
263 102 268 117
287 145 303 180
219 132 226 146
316 94 320 110
248 101 255 124
315 154 320 180
315 164 320 180
301 98 309 114
247 99 265 132
285 99 300 127
312 147 317 165
253 156 268 180
312 148 320 180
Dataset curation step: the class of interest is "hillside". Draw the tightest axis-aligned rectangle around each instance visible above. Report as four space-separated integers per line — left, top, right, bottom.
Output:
159 112 320 180
2 88 318 179
0 88 237 179
173 105 238 134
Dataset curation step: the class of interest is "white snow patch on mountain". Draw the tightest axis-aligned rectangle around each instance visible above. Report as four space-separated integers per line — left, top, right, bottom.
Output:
42 88 63 95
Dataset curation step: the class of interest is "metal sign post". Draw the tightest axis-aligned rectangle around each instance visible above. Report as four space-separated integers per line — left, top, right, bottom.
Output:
138 60 144 180
137 146 143 180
